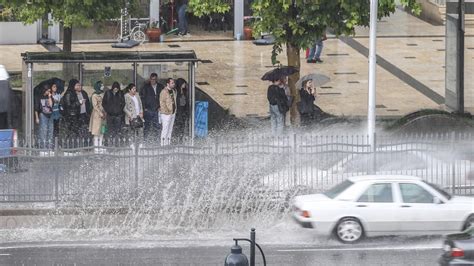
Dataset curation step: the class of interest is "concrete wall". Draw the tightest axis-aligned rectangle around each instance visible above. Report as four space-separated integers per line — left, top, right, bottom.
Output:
416 0 445 25
0 22 39 44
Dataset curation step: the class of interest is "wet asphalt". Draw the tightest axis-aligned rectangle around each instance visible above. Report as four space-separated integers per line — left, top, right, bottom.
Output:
0 240 442 266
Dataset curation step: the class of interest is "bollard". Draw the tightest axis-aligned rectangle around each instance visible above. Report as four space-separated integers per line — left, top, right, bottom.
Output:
250 228 255 266
224 240 249 266
226 229 266 266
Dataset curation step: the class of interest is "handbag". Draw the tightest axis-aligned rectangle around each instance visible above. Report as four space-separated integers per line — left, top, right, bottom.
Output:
100 122 107 134
130 116 144 129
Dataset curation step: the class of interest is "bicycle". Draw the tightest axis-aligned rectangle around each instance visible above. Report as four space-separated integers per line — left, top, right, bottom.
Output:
118 21 147 44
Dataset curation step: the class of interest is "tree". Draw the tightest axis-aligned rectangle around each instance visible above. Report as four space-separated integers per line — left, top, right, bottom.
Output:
0 0 133 51
249 0 420 125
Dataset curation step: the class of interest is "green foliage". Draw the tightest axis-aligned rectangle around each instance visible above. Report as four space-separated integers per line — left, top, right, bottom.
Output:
0 6 17 22
251 0 421 62
188 0 231 17
0 0 133 27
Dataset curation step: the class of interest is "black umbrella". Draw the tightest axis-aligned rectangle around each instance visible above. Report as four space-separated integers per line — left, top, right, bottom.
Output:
33 77 65 99
261 66 299 81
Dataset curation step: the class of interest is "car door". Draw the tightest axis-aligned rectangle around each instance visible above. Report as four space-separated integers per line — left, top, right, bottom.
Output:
396 182 454 233
353 182 400 234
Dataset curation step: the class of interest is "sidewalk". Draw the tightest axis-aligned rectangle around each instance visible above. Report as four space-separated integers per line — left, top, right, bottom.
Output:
1 9 471 118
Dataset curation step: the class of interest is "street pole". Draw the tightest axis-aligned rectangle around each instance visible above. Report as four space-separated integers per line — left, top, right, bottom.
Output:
368 0 378 161
457 0 465 113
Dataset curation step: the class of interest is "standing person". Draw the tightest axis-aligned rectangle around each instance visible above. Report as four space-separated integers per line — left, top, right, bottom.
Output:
159 78 177 146
267 78 289 136
140 73 163 141
61 79 91 143
174 78 189 140
175 0 189 36
102 81 125 141
307 33 326 63
50 81 62 141
298 79 317 126
123 83 144 143
89 81 106 152
35 84 53 150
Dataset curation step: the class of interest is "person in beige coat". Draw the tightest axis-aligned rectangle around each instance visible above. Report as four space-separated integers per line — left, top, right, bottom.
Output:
123 83 144 141
159 78 177 146
89 81 106 151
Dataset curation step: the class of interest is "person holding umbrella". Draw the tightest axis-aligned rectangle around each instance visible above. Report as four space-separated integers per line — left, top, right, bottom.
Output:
298 79 317 126
296 73 331 126
266 78 289 136
263 66 297 135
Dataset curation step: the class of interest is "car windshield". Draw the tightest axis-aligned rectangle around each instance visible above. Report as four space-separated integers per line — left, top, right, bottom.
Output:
323 180 354 199
423 181 452 200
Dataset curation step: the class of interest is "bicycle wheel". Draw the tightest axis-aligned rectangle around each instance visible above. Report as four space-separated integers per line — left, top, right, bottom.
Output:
131 30 146 44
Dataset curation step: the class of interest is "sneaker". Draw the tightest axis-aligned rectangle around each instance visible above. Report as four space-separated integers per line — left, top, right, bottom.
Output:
184 33 192 38
306 59 316 63
315 58 323 63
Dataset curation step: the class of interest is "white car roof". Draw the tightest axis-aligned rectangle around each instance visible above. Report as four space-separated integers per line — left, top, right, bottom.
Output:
0 65 9 80
348 175 422 182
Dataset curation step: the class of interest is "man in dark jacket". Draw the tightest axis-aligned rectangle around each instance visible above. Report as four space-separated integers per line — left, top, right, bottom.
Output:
102 82 125 140
61 79 91 141
140 73 164 141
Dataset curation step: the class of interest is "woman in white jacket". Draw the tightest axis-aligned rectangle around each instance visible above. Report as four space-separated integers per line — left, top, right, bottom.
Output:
123 83 144 142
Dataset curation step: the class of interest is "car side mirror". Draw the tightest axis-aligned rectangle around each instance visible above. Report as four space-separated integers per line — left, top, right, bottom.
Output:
433 197 443 204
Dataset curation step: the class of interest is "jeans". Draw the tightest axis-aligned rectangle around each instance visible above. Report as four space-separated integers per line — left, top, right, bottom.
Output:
269 104 284 136
39 113 54 149
178 4 188 34
144 110 161 141
308 39 323 59
160 113 176 146
106 114 123 140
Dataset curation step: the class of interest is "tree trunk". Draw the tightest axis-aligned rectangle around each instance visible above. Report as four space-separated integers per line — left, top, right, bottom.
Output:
286 42 301 126
63 26 72 52
62 26 75 81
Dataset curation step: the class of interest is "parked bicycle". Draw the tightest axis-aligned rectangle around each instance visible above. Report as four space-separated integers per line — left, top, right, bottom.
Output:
118 21 147 44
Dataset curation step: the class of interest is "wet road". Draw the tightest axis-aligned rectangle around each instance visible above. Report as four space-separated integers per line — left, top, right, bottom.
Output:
0 239 442 266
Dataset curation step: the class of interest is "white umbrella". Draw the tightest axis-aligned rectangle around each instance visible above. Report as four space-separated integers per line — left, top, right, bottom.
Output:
295 73 330 89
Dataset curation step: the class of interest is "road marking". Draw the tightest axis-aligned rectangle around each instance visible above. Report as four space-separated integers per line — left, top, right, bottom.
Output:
278 246 440 252
0 254 11 256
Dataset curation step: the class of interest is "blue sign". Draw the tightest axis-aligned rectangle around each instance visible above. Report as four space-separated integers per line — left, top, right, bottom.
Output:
195 101 208 138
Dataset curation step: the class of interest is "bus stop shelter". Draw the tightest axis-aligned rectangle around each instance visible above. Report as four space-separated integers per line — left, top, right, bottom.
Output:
21 50 200 144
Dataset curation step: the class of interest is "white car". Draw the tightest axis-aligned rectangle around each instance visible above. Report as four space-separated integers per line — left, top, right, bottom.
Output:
292 175 474 244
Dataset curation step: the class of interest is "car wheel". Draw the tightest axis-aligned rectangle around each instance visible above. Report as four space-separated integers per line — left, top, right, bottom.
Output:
463 214 474 231
335 218 364 244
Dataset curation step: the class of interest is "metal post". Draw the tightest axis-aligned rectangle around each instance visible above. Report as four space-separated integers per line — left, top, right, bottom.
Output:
250 228 256 266
189 62 196 144
133 62 138 85
451 132 457 195
234 0 244 40
78 63 83 85
54 137 59 203
25 63 34 147
368 0 378 152
293 133 297 187
134 134 139 199
457 0 465 113
370 133 377 174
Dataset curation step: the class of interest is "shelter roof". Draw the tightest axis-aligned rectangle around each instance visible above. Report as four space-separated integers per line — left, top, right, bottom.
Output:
22 50 199 63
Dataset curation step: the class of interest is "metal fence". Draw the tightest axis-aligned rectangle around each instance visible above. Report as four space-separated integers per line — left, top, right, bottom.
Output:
0 133 473 204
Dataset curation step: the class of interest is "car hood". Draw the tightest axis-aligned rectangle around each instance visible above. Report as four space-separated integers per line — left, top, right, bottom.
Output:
449 196 474 204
